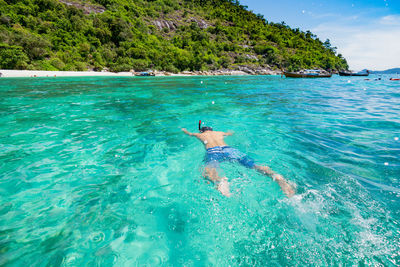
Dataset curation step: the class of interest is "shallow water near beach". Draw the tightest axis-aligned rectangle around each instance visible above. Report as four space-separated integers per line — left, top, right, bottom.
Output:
1 75 399 266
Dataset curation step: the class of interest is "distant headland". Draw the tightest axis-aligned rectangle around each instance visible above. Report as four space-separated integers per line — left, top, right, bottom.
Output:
370 68 400 74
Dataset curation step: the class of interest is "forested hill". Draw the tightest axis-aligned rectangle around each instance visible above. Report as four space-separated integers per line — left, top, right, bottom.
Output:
0 0 348 72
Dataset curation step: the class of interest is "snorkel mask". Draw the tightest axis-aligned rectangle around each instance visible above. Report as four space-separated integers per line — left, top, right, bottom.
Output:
199 120 213 133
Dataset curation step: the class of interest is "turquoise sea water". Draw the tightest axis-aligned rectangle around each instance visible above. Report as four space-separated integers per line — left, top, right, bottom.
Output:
0 75 399 266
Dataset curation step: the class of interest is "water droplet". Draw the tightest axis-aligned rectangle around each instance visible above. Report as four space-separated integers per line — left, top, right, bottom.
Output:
212 101 215 104
347 80 351 83
200 81 203 84
395 137 399 141
384 162 389 166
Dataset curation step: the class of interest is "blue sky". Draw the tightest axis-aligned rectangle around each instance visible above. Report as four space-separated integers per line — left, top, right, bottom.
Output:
240 0 400 70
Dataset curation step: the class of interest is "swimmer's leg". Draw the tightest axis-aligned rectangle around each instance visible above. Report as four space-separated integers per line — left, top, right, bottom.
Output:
254 165 295 197
204 166 231 197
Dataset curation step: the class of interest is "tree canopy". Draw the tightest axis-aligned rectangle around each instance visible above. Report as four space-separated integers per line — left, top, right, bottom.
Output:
0 0 348 72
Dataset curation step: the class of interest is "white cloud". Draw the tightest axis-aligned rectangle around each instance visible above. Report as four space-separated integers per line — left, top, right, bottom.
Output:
379 15 400 25
312 15 400 71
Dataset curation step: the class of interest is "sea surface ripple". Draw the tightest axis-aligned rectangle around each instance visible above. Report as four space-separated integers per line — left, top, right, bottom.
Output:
0 75 399 266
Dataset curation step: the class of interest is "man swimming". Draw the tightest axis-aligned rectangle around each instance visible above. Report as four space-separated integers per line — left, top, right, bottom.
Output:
182 121 295 197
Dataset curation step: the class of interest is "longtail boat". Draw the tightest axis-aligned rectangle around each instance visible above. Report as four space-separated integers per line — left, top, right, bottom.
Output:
339 70 369 76
284 69 332 78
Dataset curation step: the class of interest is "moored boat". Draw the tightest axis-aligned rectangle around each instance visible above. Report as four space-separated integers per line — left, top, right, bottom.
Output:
283 69 332 78
339 70 369 76
134 71 155 76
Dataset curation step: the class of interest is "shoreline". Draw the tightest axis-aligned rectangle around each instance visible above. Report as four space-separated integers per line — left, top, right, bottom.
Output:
0 69 282 78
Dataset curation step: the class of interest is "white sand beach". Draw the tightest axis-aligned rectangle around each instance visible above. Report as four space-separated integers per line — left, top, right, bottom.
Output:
0 69 279 78
0 70 134 78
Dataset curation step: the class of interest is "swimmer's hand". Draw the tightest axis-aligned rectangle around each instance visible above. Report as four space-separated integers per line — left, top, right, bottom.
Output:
182 128 197 136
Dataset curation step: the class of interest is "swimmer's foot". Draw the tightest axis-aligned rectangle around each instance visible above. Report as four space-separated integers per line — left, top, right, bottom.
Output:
217 177 231 197
283 185 295 198
273 174 295 197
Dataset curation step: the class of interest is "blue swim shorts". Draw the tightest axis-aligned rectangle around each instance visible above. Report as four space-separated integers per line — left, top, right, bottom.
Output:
205 146 255 168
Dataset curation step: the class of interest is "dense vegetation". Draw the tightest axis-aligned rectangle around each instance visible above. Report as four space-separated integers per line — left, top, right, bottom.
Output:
0 0 348 72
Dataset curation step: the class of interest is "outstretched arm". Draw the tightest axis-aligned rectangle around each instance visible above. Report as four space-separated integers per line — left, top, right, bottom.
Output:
223 131 234 136
182 128 198 137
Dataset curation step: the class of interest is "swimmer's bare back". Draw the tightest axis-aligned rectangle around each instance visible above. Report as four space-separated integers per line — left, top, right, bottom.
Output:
181 128 232 149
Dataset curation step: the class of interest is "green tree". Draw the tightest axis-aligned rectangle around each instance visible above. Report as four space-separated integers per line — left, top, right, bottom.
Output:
0 44 29 69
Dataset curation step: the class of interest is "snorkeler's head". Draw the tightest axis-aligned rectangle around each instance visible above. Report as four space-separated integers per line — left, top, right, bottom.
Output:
200 126 213 132
199 120 213 133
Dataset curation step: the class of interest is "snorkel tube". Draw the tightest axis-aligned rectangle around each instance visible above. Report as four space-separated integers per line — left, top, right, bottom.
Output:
199 120 202 131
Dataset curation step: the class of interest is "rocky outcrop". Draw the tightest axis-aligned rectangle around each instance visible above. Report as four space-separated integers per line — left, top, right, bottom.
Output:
153 20 177 30
235 65 280 75
190 18 209 29
153 17 209 31
151 66 281 76
59 0 105 14
245 54 258 61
